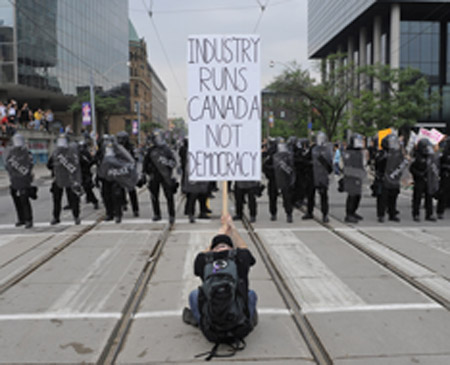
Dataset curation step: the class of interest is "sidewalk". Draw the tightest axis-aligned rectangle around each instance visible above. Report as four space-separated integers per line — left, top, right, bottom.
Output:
0 164 51 191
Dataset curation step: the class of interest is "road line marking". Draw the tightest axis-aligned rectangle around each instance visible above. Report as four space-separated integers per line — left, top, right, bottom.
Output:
303 302 442 314
258 230 366 310
133 307 291 319
0 312 122 321
256 227 327 232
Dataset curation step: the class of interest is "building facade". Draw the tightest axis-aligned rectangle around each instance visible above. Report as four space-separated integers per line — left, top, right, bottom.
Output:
109 20 167 145
0 0 129 118
308 0 450 127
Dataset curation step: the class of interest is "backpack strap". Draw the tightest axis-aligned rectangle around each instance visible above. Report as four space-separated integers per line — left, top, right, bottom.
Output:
195 339 246 361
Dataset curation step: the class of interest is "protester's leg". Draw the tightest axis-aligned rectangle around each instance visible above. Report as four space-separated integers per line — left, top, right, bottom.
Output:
188 289 200 324
247 290 258 321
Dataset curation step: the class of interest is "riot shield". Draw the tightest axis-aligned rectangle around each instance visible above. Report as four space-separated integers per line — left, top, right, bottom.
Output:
150 145 176 187
427 154 440 196
4 146 33 190
52 145 82 189
98 144 138 190
312 143 333 188
343 149 366 195
384 150 409 189
273 150 295 190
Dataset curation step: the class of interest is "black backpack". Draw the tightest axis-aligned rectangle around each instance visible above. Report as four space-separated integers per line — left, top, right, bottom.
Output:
196 250 253 360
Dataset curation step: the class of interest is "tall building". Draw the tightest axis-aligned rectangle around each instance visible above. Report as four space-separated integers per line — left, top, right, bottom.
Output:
0 0 129 113
308 0 450 127
110 20 167 143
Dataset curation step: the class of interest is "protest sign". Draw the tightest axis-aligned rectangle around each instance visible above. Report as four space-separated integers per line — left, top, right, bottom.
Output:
187 34 261 181
418 128 445 145
378 128 392 149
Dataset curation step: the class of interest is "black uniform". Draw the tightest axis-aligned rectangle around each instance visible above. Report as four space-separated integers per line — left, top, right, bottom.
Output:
437 138 450 218
5 134 34 228
117 131 139 217
233 181 260 222
343 134 366 223
47 138 82 225
374 134 407 222
304 132 332 223
410 139 438 222
179 138 209 223
262 139 278 220
142 135 177 223
79 142 99 209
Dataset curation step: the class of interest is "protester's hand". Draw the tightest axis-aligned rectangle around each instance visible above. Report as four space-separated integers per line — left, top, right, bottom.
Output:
219 212 234 236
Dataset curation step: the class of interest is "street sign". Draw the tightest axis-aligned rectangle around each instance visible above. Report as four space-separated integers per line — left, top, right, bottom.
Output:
82 102 91 126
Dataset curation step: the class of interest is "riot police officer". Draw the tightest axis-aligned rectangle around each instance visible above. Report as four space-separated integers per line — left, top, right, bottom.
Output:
303 131 333 223
342 133 366 223
142 131 177 224
117 131 140 217
47 134 82 225
4 133 34 228
79 140 99 210
233 181 261 223
262 137 278 221
374 134 408 222
97 137 138 223
437 137 450 219
410 138 439 222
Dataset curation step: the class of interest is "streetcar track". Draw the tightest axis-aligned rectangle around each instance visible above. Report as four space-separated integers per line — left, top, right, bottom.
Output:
310 207 450 310
241 214 333 365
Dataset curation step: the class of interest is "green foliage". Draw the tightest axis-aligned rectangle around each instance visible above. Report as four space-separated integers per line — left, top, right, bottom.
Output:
352 64 440 135
140 121 162 134
68 91 127 133
268 56 353 141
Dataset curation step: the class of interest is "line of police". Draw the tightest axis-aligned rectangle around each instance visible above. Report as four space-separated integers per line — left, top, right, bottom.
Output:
4 129 450 228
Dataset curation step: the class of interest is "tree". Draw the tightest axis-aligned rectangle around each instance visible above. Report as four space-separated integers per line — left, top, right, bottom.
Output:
69 91 127 135
352 65 440 135
269 55 354 141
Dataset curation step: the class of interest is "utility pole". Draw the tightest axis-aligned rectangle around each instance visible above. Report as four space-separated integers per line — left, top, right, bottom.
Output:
89 69 97 145
136 101 141 146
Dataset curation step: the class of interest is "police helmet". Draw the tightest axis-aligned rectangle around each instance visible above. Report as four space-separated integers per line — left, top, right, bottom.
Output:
315 131 327 146
381 134 400 151
12 133 25 147
116 131 129 146
56 134 69 148
349 133 364 149
417 138 433 156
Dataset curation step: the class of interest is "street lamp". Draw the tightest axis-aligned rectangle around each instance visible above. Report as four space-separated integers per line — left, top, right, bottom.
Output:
89 60 130 144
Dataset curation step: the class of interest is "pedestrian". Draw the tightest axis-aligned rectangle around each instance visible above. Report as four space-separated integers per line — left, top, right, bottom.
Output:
142 130 177 224
18 103 32 129
4 133 35 228
47 134 82 225
410 138 439 222
182 213 258 360
333 143 342 175
342 133 366 223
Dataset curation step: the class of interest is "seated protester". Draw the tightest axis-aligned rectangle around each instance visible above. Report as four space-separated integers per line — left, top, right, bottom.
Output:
183 213 258 360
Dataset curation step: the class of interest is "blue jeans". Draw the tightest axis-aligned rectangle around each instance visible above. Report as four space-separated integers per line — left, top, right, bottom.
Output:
189 288 258 324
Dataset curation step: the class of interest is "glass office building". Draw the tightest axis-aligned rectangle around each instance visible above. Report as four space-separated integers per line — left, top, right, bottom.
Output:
0 0 129 109
308 0 450 125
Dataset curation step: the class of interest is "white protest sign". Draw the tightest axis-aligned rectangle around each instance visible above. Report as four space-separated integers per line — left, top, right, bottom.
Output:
417 128 445 145
187 34 261 181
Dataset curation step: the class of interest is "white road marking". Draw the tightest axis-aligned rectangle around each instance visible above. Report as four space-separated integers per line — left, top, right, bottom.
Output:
258 229 366 312
304 302 442 314
256 227 327 232
0 312 121 321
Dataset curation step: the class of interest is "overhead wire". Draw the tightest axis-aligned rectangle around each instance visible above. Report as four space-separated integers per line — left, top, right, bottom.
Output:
253 0 270 33
141 0 185 101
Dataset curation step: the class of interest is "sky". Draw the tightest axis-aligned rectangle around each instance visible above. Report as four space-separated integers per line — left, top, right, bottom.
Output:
128 0 318 120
